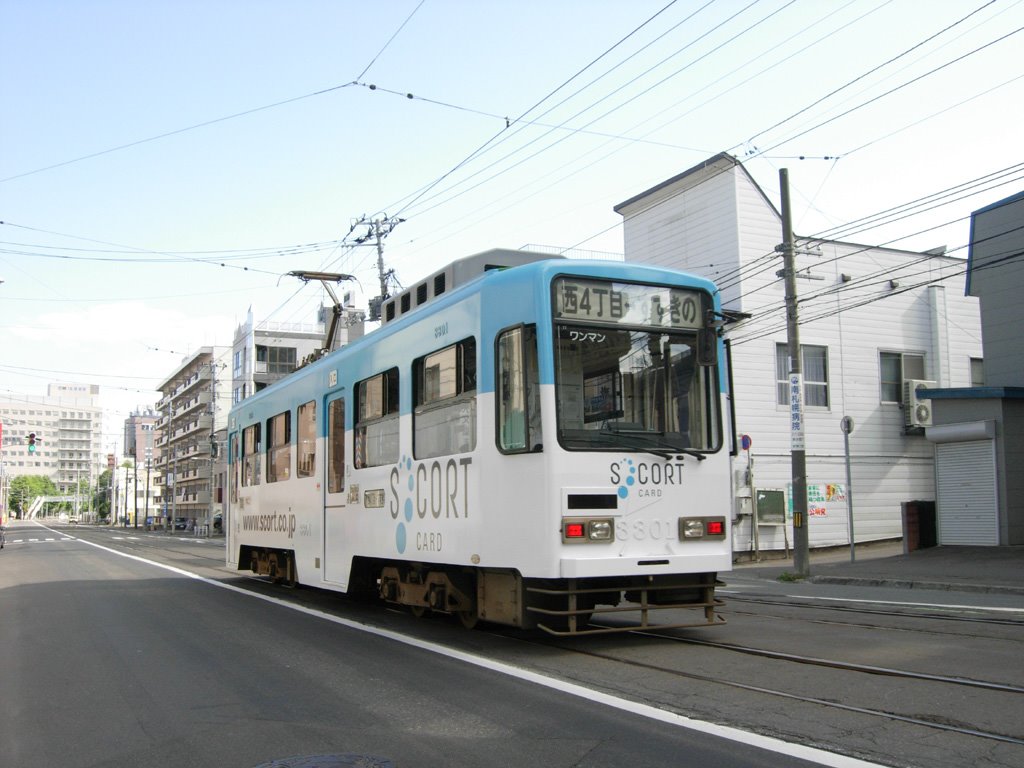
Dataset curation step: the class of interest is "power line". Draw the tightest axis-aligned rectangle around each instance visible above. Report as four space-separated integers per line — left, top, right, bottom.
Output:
380 0 691 220
0 221 284 277
741 0 998 149
355 0 427 81
0 83 357 185
373 2 808 263
352 81 707 151
753 22 1024 156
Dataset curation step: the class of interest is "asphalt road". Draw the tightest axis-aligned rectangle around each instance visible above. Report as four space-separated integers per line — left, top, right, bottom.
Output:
0 521 865 768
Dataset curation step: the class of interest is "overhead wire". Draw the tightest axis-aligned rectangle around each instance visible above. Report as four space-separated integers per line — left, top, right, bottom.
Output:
739 0 998 150
0 82 359 185
0 221 285 277
5 3 1017 360
380 0 1003 276
380 0 693 221
376 1 812 262
389 0 781 223
726 219 1024 346
752 22 1024 157
354 0 427 81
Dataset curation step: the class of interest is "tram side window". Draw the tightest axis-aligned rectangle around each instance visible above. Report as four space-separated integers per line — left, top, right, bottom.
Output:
328 398 345 493
229 432 239 502
266 411 291 483
496 324 542 453
297 401 316 478
414 337 477 459
354 368 399 468
242 423 261 486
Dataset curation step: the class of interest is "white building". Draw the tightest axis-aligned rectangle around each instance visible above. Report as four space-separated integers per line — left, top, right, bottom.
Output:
614 153 983 553
0 382 105 495
231 304 364 404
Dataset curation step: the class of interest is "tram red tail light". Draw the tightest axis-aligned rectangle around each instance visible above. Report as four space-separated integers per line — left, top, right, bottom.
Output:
678 516 727 540
562 517 615 544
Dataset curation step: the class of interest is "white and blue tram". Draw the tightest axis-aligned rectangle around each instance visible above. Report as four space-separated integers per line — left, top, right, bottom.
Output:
227 250 733 635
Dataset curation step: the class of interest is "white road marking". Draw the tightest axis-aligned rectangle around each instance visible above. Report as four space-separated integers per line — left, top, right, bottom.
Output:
53 526 886 768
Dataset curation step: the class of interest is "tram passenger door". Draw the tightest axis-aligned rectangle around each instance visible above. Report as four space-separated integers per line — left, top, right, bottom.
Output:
323 392 348 586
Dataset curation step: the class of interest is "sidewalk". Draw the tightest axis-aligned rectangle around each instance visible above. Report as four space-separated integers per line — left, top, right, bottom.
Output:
732 540 1024 595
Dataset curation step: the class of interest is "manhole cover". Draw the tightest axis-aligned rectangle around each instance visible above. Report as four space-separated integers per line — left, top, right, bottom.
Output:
253 755 395 768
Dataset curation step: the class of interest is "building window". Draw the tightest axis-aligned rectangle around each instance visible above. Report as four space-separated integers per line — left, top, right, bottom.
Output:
970 357 984 386
776 344 829 408
413 337 477 459
256 345 297 375
879 352 926 402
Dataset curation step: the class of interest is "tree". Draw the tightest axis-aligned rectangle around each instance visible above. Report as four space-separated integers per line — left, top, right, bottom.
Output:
8 475 59 518
94 469 113 520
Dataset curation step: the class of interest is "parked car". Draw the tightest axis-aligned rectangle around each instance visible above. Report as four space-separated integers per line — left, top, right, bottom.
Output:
174 517 189 530
212 513 222 531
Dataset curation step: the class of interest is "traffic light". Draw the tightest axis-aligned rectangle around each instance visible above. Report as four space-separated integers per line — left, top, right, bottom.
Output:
28 432 36 453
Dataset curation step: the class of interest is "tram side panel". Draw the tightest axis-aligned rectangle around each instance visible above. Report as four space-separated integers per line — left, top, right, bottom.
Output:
322 294 489 589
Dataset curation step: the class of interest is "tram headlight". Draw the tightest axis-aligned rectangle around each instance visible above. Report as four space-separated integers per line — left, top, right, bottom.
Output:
681 518 705 539
588 520 613 541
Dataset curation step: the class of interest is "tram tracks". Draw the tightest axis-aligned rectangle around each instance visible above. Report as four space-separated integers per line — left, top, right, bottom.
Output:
723 593 1024 629
565 638 1024 746
547 622 1024 748
73 529 1024 757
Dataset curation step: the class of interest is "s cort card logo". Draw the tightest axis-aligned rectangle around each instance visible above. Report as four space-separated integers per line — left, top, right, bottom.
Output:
388 454 472 554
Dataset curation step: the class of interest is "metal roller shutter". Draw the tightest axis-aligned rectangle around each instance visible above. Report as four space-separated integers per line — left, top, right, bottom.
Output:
935 440 998 545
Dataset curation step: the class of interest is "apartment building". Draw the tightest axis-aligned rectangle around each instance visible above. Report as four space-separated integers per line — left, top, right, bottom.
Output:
0 382 104 494
154 347 231 530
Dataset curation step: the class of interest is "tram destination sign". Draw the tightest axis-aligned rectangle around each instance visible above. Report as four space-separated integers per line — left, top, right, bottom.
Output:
554 277 704 329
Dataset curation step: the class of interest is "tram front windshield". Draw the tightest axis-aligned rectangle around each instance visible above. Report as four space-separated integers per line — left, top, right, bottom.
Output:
552 278 721 456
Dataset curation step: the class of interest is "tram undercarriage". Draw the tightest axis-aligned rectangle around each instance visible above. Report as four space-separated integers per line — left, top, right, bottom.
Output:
374 561 726 636
240 548 726 635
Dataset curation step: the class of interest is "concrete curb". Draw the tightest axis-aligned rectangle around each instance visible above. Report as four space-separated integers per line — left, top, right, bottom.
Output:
808 575 1024 596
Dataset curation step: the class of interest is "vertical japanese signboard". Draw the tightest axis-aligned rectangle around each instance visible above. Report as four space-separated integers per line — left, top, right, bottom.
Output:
789 372 805 450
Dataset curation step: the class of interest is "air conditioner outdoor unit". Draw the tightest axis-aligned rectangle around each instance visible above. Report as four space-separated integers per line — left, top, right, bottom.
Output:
903 379 936 428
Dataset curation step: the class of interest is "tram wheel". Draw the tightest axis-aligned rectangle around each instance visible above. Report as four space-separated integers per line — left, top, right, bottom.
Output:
456 610 479 630
281 555 297 588
410 605 427 618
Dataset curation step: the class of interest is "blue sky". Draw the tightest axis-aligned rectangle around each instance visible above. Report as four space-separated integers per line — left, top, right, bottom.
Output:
2 0 1022 449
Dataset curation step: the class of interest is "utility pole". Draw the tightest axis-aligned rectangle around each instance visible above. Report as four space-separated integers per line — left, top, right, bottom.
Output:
208 362 215 536
374 218 389 304
780 168 810 577
133 454 138 529
349 214 403 320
